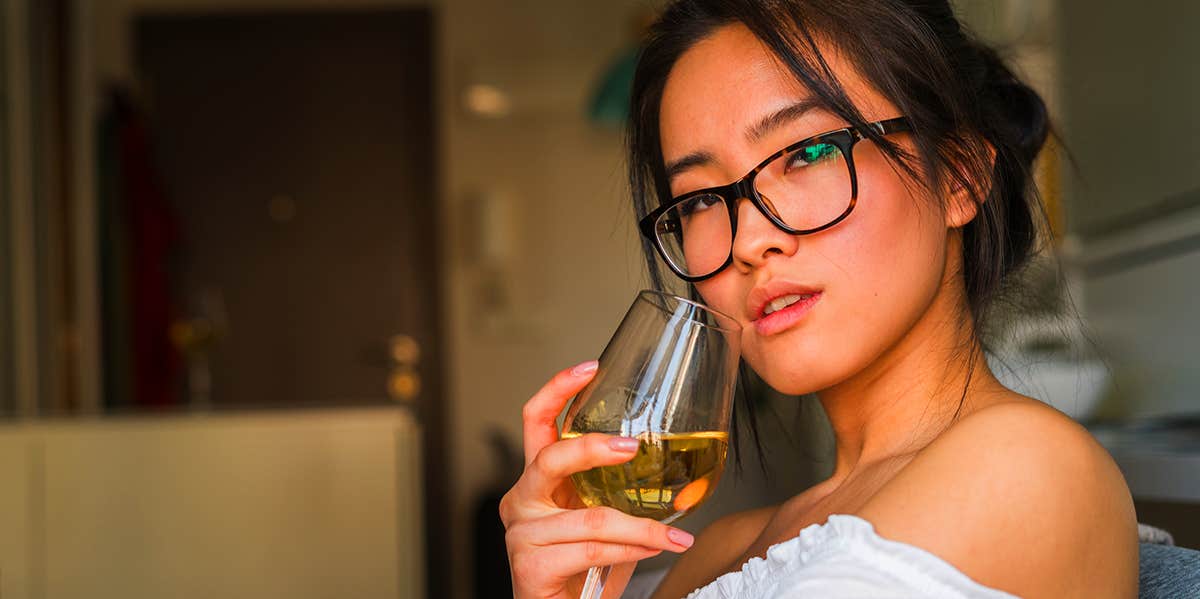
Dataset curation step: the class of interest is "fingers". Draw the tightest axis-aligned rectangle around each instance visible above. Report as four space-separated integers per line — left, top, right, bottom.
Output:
500 432 639 527
522 360 598 466
506 506 695 553
501 433 639 525
509 541 663 589
507 361 675 599
520 433 639 503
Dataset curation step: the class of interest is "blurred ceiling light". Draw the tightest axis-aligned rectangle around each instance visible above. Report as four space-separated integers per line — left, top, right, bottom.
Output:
464 83 512 118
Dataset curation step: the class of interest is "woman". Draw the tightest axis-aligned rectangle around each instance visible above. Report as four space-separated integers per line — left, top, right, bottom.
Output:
500 1 1138 597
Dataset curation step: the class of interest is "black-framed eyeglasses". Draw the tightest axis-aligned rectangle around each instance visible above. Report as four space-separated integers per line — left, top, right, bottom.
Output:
639 116 913 282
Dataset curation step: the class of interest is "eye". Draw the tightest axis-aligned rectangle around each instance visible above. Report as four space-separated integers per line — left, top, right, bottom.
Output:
677 194 721 217
784 142 841 172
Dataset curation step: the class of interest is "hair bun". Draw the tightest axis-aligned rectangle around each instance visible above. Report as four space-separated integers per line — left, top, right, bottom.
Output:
977 47 1050 166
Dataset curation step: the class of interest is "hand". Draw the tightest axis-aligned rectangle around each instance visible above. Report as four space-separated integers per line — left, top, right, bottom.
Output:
500 360 696 599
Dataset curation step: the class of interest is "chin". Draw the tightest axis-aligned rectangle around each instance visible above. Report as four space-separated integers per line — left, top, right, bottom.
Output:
746 355 834 397
765 378 826 397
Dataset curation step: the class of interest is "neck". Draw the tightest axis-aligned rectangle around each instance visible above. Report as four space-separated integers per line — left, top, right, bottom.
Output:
816 267 1008 480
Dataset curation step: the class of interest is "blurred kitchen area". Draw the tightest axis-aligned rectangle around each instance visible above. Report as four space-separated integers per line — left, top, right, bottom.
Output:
0 0 1197 597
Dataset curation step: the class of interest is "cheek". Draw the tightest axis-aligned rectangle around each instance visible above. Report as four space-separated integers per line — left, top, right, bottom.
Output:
825 161 948 358
693 278 741 323
753 158 949 393
842 154 948 305
692 156 950 395
842 192 938 306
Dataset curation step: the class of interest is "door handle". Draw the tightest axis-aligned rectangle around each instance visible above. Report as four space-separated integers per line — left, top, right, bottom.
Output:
387 334 421 403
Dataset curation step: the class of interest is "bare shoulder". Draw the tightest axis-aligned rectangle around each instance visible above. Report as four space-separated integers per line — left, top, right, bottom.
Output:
650 505 778 599
859 399 1138 598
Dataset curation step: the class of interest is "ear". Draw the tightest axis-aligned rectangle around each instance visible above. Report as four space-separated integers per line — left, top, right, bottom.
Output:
944 141 997 229
944 180 980 229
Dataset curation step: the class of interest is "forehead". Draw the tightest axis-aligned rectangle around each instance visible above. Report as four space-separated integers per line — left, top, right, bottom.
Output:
659 24 892 159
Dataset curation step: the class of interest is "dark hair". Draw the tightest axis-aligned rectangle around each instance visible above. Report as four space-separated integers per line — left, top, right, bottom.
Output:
627 0 1052 466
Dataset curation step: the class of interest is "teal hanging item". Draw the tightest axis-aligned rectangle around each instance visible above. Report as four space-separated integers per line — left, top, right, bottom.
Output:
588 45 641 128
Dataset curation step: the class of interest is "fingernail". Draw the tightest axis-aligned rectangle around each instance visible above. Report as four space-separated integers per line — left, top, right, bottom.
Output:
607 437 639 452
668 528 694 548
571 360 599 376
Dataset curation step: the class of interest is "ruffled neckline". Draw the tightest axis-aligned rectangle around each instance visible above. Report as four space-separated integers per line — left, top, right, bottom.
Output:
684 514 1015 599
687 514 869 598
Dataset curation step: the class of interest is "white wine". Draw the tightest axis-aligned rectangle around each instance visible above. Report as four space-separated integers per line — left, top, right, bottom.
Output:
563 431 728 523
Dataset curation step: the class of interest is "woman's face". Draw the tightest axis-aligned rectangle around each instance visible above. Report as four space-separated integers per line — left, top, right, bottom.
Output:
659 25 966 395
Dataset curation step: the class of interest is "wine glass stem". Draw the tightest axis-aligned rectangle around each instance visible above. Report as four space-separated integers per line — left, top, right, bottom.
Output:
579 564 611 599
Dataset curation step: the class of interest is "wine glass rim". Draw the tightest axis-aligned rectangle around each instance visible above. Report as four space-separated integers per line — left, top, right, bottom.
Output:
634 290 742 332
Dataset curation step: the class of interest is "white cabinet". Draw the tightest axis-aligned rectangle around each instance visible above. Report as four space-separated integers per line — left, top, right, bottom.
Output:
0 407 423 599
0 434 36 599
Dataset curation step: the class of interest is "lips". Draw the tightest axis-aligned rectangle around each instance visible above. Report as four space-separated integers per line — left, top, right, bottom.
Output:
748 282 823 320
748 281 823 337
763 293 815 316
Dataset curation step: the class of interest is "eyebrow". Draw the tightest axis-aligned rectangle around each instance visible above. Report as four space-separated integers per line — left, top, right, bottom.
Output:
664 98 823 183
664 151 716 181
745 97 823 144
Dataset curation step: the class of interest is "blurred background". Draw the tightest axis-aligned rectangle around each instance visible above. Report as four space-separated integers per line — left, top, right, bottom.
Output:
0 0 1196 597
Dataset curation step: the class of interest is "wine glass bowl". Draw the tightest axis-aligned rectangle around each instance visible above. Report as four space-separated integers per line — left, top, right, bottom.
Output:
565 423 728 523
559 290 741 598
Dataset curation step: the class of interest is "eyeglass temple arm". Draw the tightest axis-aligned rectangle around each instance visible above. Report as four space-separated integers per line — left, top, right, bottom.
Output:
864 117 913 136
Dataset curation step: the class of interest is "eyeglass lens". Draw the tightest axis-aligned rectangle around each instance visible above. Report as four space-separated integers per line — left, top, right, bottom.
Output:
655 139 851 278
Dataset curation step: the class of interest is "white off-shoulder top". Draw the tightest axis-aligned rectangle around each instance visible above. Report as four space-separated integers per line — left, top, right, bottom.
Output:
682 514 1018 599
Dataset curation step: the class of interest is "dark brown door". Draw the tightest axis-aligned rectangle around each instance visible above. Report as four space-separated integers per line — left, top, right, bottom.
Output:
136 11 449 596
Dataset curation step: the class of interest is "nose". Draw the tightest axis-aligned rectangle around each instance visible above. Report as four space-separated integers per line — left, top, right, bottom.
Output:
730 196 799 273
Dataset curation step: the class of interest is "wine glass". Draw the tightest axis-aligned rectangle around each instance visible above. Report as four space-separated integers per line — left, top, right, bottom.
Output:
560 290 742 599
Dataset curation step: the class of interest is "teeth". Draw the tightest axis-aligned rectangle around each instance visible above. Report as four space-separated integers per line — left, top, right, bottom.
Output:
763 294 810 316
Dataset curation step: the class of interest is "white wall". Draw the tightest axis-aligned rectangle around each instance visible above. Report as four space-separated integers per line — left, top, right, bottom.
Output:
436 3 649 596
1079 207 1200 418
